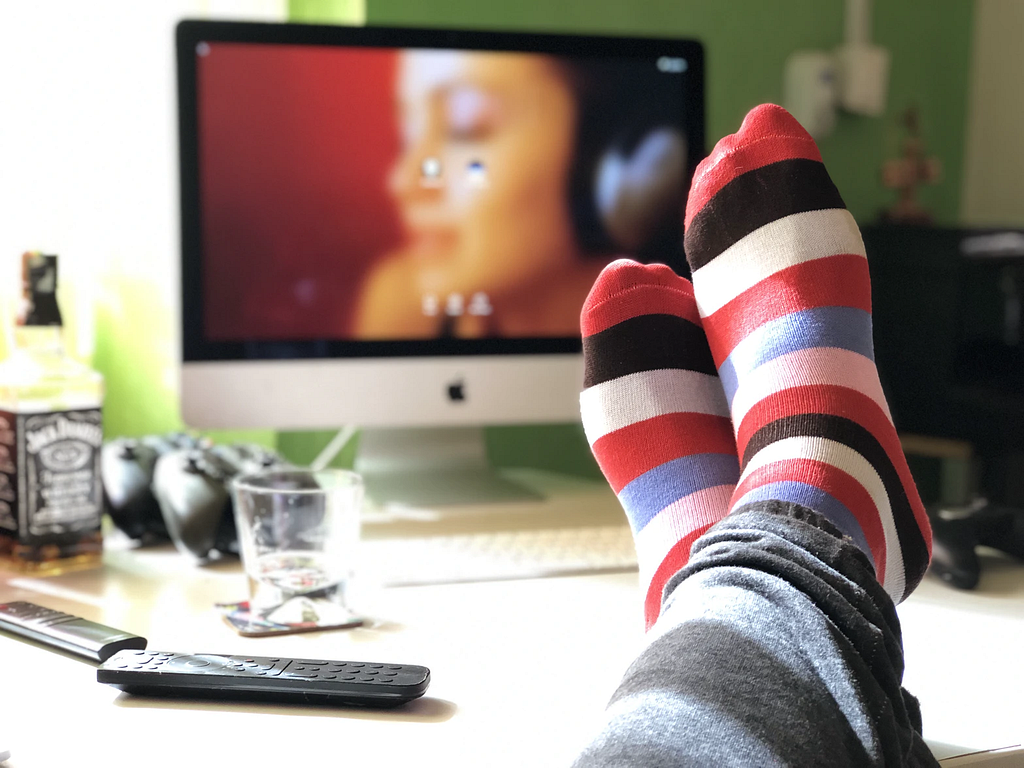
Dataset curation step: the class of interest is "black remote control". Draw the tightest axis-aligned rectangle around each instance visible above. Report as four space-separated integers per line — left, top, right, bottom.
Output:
0 601 148 662
97 650 431 708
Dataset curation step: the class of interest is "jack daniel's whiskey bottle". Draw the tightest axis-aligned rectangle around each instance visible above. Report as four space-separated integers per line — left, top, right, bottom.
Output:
0 252 104 573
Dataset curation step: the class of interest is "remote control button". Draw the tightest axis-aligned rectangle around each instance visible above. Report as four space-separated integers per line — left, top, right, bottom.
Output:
359 676 374 682
349 663 365 668
370 664 383 669
342 675 356 681
304 660 329 665
387 665 402 670
364 670 379 675
324 674 337 680
185 659 211 668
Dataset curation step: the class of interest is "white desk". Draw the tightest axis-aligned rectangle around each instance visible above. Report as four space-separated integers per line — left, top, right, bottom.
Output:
1 475 1022 767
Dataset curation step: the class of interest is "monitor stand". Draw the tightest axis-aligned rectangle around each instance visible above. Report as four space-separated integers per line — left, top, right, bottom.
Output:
353 427 544 508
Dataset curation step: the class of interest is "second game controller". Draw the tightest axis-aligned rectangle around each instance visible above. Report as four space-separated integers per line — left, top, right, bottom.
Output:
152 449 233 561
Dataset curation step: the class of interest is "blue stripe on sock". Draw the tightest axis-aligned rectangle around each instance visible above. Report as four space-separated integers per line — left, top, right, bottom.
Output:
619 453 740 533
719 306 875 404
735 481 872 563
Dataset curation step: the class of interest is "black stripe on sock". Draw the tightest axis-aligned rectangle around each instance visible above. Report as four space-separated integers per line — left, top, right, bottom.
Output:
742 413 929 601
684 158 846 272
583 313 717 387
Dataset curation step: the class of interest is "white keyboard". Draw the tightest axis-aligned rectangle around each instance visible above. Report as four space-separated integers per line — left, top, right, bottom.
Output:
362 525 638 587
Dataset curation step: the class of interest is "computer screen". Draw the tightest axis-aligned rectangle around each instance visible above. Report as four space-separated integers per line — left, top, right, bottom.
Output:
176 21 705 435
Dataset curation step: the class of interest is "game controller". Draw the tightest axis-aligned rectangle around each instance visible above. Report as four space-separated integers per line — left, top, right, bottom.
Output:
102 434 289 561
927 499 1024 589
102 439 164 542
153 449 234 560
102 433 209 542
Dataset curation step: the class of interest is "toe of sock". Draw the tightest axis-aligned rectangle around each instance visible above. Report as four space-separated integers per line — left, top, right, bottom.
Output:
581 260 698 336
684 104 824 229
583 260 690 309
738 104 813 142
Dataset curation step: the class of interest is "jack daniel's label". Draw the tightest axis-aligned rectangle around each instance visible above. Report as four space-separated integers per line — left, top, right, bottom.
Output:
0 408 103 541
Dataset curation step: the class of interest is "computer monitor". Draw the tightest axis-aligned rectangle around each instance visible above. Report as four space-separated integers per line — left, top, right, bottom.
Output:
176 20 705 504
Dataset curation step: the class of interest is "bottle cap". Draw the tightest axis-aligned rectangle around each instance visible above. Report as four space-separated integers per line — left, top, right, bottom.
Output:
18 252 62 328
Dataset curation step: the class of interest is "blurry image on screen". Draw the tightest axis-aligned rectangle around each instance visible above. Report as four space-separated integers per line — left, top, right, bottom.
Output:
197 43 688 342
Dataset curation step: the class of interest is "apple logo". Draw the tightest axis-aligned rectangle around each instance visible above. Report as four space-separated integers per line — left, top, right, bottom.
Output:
447 379 466 402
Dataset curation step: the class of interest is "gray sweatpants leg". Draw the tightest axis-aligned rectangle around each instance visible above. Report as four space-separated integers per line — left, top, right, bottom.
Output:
572 500 938 767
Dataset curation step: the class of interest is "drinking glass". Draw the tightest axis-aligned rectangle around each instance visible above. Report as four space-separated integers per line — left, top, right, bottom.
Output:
232 469 363 616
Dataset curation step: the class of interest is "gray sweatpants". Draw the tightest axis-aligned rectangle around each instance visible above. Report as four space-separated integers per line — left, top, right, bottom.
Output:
572 501 939 767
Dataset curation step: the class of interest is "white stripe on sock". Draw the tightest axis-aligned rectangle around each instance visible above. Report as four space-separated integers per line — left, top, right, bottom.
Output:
738 435 905 601
691 208 865 317
730 347 893 431
580 369 730 446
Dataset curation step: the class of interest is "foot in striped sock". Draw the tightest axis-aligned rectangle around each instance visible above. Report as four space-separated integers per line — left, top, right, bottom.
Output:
683 103 932 603
580 259 739 629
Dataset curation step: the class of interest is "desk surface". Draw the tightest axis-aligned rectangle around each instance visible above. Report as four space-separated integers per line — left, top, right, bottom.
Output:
1 475 1022 767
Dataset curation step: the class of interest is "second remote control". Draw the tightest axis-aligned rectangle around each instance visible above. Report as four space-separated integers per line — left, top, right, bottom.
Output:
98 650 431 707
0 601 148 662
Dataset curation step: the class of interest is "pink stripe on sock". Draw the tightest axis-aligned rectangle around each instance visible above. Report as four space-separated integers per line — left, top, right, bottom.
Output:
730 347 892 433
633 483 735 579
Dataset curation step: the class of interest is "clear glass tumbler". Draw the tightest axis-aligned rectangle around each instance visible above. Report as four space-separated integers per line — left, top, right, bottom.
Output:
232 469 363 616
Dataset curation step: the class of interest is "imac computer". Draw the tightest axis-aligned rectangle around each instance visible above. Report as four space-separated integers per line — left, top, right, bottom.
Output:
176 20 705 505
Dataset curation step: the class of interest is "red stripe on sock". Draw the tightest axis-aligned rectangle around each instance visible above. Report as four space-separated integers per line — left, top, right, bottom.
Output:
733 457 887 581
684 105 822 229
703 254 872 363
735 385 929 557
593 412 736 493
644 524 712 630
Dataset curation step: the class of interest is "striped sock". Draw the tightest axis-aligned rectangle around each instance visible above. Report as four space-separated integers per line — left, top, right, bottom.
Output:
580 259 739 629
683 104 932 603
